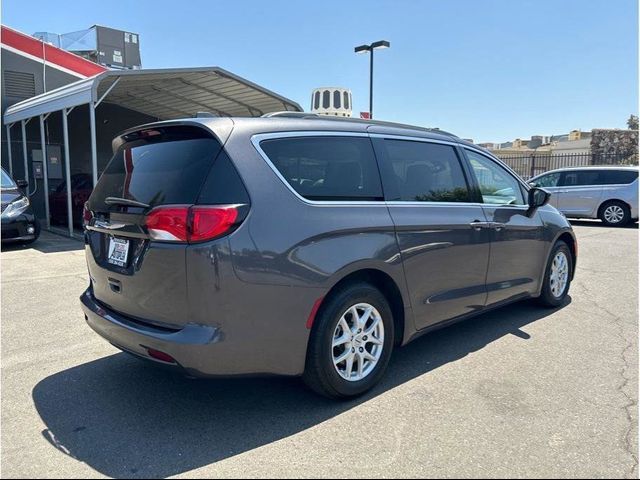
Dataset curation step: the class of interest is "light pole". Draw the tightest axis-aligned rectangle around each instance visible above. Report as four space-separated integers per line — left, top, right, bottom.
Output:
354 40 390 120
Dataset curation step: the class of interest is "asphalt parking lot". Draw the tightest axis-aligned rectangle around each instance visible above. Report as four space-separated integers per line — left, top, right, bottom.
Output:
1 221 638 479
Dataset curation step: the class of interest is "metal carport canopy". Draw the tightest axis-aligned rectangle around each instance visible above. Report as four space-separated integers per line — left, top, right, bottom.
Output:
4 66 302 123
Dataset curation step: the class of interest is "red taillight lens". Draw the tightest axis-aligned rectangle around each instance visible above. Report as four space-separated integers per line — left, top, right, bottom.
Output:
82 202 93 227
144 205 240 243
145 206 190 242
190 206 238 242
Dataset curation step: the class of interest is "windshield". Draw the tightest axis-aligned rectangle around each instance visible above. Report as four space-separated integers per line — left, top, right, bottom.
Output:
1 168 17 190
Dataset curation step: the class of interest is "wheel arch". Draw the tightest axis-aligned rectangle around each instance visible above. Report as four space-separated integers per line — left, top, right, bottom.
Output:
317 268 407 347
597 198 631 218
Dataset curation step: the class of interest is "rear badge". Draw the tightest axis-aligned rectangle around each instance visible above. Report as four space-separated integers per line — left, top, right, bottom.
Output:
107 237 130 267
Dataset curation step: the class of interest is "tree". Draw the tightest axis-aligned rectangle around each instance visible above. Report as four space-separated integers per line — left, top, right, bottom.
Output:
627 114 639 130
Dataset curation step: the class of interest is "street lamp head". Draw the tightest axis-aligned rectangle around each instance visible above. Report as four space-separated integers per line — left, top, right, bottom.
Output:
354 44 371 54
371 40 390 50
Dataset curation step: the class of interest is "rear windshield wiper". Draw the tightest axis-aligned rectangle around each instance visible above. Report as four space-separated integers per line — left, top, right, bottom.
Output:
104 197 150 209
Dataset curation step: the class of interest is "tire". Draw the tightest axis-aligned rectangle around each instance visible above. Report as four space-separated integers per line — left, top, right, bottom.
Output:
537 241 572 308
303 283 395 399
599 200 630 227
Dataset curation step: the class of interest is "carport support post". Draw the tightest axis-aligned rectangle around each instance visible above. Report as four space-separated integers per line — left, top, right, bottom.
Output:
20 119 28 183
6 124 13 177
63 109 73 236
89 102 98 187
39 115 50 229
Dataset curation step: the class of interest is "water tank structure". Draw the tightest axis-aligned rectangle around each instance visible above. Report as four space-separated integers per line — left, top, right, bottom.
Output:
310 87 352 117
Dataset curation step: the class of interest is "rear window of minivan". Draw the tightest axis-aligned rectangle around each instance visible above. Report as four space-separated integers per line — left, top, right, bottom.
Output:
259 136 383 201
89 126 222 211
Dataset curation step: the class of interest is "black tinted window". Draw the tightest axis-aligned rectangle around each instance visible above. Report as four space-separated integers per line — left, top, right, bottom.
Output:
561 170 602 186
198 150 250 205
601 170 638 185
89 126 221 211
314 91 320 110
384 140 471 202
343 91 349 109
260 136 383 201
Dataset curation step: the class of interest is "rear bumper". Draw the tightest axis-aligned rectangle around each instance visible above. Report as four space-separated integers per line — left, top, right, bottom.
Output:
81 288 227 377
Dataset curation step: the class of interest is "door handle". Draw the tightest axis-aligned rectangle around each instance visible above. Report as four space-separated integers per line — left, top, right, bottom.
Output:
469 220 491 230
492 222 505 231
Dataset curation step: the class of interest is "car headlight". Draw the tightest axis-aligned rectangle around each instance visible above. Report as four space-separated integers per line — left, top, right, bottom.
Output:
1 196 30 219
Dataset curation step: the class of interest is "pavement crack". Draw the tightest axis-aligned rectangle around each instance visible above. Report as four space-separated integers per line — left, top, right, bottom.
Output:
575 280 638 478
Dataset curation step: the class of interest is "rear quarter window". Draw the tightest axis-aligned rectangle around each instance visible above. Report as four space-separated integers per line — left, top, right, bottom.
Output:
258 136 383 201
601 170 639 185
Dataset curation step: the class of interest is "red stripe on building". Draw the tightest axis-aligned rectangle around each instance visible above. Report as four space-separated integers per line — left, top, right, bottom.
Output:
1 25 107 77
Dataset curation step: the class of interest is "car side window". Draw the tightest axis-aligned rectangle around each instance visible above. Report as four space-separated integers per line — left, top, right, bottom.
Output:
465 149 525 205
381 140 471 202
601 170 639 185
259 136 383 201
535 172 560 187
561 170 601 186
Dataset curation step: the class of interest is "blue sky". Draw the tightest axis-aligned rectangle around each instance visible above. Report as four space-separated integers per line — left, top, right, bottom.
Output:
2 0 638 142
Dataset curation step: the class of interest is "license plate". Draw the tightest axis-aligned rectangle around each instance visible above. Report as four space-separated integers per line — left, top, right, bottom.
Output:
108 237 129 267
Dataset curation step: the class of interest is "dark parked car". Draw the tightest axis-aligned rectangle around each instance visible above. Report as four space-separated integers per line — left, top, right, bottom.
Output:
1 167 40 244
81 115 576 399
49 173 93 227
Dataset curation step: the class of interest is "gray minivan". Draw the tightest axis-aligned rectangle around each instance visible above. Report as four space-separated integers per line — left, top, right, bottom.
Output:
530 166 639 226
81 115 576 398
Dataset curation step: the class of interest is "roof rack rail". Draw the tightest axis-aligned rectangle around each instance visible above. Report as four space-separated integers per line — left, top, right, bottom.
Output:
261 111 458 138
262 111 320 119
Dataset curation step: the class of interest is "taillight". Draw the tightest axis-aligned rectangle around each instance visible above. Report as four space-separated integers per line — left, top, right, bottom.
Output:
145 206 189 242
144 205 240 243
82 202 93 227
190 206 238 242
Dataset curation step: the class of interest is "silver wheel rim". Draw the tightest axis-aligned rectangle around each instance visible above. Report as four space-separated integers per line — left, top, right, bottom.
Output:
332 303 385 382
550 251 569 298
604 205 625 224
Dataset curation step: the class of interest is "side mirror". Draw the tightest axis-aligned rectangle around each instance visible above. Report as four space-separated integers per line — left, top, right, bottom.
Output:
16 179 28 189
528 187 551 209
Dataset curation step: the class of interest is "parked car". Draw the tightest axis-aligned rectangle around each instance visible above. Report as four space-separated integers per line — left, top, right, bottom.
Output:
49 173 93 227
1 167 40 244
81 116 576 399
529 166 638 226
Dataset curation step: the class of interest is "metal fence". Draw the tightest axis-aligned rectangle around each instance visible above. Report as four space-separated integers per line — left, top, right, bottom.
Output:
493 152 639 180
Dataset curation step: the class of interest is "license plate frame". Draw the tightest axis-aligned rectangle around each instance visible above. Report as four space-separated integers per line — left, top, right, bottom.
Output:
107 236 130 267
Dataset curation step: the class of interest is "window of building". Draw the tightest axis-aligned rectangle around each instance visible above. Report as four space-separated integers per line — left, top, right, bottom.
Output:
333 90 341 109
313 91 320 110
322 90 330 109
259 136 383 201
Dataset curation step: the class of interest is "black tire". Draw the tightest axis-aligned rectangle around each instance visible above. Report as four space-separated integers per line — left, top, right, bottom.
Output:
537 241 572 308
21 219 40 245
303 283 395 399
598 200 631 227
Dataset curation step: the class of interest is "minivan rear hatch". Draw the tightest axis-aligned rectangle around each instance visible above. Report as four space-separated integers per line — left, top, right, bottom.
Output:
85 122 230 329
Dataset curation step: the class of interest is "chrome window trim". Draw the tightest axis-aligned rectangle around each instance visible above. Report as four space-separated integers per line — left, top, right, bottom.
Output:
251 131 534 209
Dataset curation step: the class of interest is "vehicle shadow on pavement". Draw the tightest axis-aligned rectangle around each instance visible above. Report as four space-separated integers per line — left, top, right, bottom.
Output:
32 297 570 478
1 231 83 254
